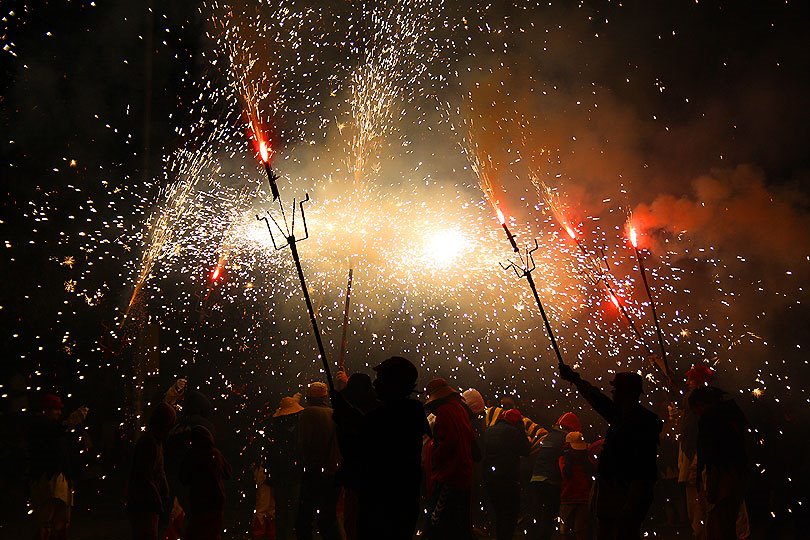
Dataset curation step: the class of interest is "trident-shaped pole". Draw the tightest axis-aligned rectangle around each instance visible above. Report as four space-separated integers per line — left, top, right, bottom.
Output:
498 216 568 369
257 194 335 393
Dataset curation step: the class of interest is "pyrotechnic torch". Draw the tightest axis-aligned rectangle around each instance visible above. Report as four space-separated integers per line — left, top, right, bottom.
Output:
258 140 281 201
560 220 654 357
337 265 353 372
628 225 673 384
496 208 568 369
257 195 335 394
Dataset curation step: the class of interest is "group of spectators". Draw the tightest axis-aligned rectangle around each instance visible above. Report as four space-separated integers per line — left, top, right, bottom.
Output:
21 357 752 540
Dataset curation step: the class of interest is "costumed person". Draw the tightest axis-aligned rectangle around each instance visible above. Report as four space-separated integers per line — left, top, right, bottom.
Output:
529 411 582 540
127 402 177 540
163 385 216 540
27 394 89 540
689 386 749 540
334 371 380 540
559 365 663 540
678 363 713 540
296 382 341 540
423 377 477 540
332 356 430 540
558 432 594 540
462 388 489 536
264 395 305 540
482 408 530 540
179 425 232 540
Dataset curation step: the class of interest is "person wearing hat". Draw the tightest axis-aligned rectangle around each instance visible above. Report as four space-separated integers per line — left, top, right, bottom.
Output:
559 365 662 540
259 396 304 540
529 411 582 540
180 425 232 540
558 432 595 540
422 377 476 539
295 382 341 540
482 408 530 540
688 386 749 540
678 363 715 540
27 393 89 540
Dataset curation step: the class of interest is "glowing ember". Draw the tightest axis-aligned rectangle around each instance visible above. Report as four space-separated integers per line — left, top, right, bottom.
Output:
259 140 270 164
565 224 577 240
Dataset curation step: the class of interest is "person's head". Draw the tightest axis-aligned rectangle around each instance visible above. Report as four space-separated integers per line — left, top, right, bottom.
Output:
273 396 304 418
344 373 377 408
148 402 177 441
183 390 213 418
189 425 215 449
462 388 486 416
373 356 418 401
424 378 459 406
610 372 643 406
566 431 588 451
500 396 518 410
685 363 714 391
41 394 64 421
306 382 329 405
688 385 726 417
556 411 582 433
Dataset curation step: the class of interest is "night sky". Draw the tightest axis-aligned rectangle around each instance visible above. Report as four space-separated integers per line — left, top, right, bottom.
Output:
2 0 810 531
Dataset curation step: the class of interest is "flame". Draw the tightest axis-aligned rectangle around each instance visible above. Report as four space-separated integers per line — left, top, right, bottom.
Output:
496 207 506 225
564 224 577 239
629 226 638 248
211 254 228 282
610 292 621 308
259 140 270 163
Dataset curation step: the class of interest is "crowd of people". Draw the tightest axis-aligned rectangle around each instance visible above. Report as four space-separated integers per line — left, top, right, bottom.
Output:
14 356 761 540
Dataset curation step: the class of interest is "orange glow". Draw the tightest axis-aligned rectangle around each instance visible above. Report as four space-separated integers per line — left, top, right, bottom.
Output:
565 224 576 239
610 292 621 308
629 226 638 248
211 255 227 281
259 140 270 163
496 207 506 225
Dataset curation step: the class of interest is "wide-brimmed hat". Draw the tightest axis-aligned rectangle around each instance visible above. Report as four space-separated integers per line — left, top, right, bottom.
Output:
425 378 458 404
566 431 588 451
374 356 418 389
273 396 304 417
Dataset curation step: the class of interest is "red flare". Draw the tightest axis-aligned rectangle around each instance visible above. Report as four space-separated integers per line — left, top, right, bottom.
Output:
610 292 621 308
629 226 638 248
259 140 270 164
496 207 506 225
564 224 577 239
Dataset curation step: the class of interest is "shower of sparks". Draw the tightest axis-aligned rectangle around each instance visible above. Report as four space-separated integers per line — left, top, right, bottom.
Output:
5 2 810 526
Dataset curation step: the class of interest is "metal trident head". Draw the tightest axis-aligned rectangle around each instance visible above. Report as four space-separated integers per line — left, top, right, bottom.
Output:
256 193 311 250
500 238 540 278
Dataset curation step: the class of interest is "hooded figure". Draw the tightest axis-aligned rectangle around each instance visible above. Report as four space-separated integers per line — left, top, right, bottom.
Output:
180 426 232 540
128 402 177 540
